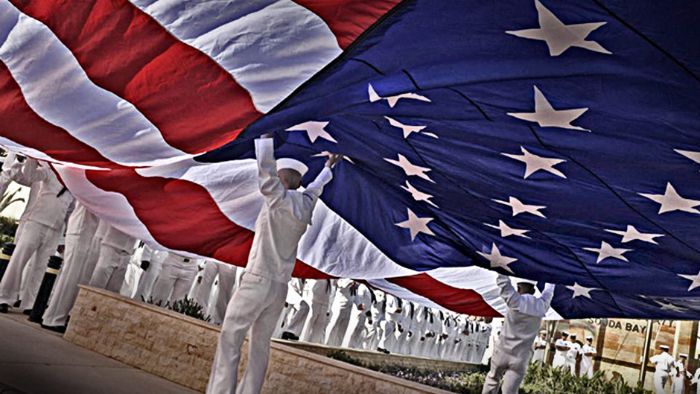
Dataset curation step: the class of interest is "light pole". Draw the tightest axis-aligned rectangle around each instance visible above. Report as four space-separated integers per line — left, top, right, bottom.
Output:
639 320 654 386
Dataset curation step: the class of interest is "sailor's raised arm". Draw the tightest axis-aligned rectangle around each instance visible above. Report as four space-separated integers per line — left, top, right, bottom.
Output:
255 135 286 207
496 274 521 308
302 154 341 207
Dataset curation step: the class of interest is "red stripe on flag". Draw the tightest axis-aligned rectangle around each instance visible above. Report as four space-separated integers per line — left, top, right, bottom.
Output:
0 62 114 167
293 0 403 49
12 0 262 154
388 273 501 317
84 169 331 278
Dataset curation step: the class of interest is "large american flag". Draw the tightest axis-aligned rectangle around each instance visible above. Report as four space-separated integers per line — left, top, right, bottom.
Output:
1 0 698 319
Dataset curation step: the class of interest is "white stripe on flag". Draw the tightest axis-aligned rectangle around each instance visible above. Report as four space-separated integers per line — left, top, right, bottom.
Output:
0 2 190 167
136 158 418 279
367 279 446 312
129 0 343 112
428 267 563 319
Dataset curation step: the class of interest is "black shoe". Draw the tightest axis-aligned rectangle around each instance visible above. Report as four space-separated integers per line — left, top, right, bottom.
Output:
281 331 299 341
41 324 67 334
22 309 31 316
12 300 20 308
0 304 8 313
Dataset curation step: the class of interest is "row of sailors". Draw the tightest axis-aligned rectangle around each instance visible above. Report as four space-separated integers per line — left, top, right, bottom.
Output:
0 156 496 361
0 154 498 363
272 278 496 362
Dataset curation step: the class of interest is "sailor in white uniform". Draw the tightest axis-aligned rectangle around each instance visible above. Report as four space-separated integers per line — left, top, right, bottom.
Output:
482 275 554 394
552 331 571 368
650 344 675 394
150 253 199 306
531 331 547 364
89 225 137 292
41 203 99 331
580 335 597 378
300 279 334 344
324 279 356 347
206 134 339 394
0 159 72 313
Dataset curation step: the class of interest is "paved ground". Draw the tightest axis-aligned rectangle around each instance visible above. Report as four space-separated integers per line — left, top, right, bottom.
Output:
0 311 199 394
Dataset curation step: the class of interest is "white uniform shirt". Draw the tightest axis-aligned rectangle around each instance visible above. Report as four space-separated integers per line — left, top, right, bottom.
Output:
494 275 555 360
533 336 547 361
554 339 571 364
651 351 676 374
246 139 332 283
65 203 97 236
13 159 73 229
567 342 581 364
581 343 596 371
101 225 137 253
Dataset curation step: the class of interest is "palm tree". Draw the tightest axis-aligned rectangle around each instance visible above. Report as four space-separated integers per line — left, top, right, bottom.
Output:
0 189 24 214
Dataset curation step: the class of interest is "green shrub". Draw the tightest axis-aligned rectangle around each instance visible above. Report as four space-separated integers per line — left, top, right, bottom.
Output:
327 352 650 394
141 295 211 323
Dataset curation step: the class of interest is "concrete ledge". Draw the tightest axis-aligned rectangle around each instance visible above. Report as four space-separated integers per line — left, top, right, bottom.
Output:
65 286 450 393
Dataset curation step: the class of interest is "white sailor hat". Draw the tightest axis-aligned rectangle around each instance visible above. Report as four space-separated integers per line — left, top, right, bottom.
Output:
680 353 688 358
586 335 593 340
510 276 536 285
277 158 308 176
660 345 670 350
562 331 570 336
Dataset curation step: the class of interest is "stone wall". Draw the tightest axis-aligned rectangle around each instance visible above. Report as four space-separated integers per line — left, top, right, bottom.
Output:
286 342 481 374
65 286 449 394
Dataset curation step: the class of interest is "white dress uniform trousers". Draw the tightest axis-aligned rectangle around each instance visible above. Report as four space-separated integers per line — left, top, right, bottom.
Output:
196 261 239 325
324 279 355 347
343 284 372 349
482 275 554 394
133 245 165 301
89 225 137 292
300 279 334 344
41 203 99 327
207 138 332 394
150 253 199 305
283 279 309 338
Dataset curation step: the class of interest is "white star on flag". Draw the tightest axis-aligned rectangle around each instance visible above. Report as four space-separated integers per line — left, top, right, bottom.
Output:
655 300 686 313
286 121 337 143
639 182 700 215
313 151 355 164
604 225 663 244
675 149 700 166
385 154 435 183
679 271 700 292
583 241 632 263
502 146 566 179
566 282 597 299
508 86 589 131
368 84 431 108
478 243 517 273
506 0 612 56
395 208 435 241
493 196 546 218
384 116 438 139
484 220 530 239
401 180 438 207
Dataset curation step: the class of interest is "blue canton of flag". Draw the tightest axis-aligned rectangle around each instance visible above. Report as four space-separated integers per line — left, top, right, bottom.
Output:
202 0 700 319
